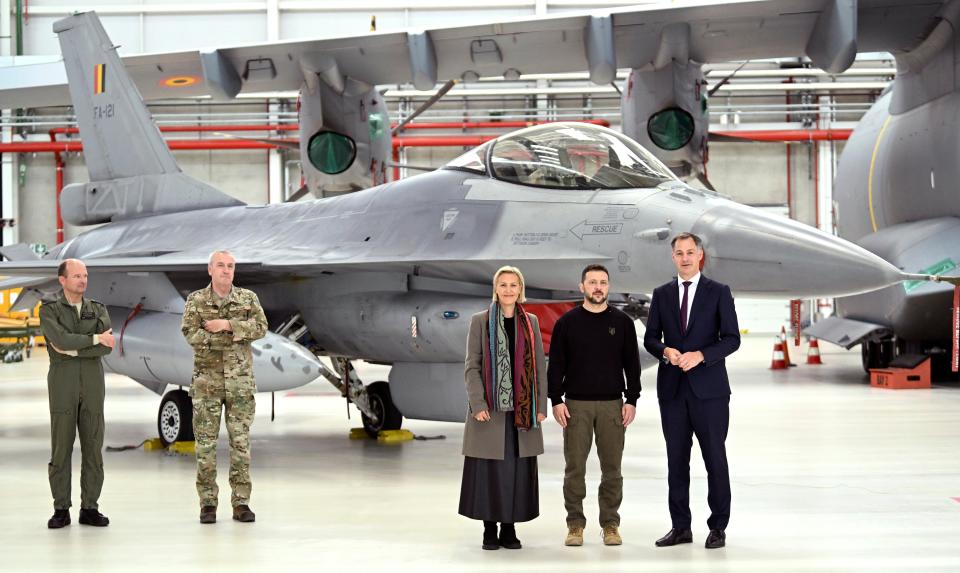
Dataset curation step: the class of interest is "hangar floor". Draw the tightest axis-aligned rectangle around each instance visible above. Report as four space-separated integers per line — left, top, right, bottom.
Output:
0 336 958 572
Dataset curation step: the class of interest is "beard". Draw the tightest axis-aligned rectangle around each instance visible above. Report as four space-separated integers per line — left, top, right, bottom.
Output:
585 291 608 305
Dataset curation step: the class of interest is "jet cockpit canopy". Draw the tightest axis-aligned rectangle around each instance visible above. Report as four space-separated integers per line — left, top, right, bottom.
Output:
444 122 679 190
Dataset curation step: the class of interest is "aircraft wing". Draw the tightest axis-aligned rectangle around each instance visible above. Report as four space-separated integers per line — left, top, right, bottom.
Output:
0 250 601 300
0 0 944 108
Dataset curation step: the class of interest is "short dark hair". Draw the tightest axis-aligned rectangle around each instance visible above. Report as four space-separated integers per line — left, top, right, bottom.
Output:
57 261 69 277
670 232 703 250
581 264 609 282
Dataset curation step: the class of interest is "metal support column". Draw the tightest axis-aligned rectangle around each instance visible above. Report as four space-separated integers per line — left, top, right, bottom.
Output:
1 0 16 246
267 101 284 204
817 95 835 235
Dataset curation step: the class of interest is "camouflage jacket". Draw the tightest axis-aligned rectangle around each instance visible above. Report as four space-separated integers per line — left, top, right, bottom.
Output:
181 284 267 398
39 295 112 365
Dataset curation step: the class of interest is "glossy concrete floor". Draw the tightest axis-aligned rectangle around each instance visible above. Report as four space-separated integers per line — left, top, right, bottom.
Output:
1 336 958 572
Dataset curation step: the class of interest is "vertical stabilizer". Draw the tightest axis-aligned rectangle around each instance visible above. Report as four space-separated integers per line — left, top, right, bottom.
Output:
53 12 243 225
55 13 178 179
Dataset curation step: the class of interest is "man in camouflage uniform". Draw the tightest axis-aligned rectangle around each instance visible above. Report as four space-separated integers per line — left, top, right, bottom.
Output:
181 250 267 524
39 259 115 529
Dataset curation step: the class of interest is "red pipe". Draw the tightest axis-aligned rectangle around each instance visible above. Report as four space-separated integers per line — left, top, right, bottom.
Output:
713 129 851 142
4 129 853 154
392 135 496 148
813 139 820 228
0 139 296 152
42 119 609 137
47 125 298 136
392 119 610 129
392 146 400 182
786 143 792 219
49 130 64 244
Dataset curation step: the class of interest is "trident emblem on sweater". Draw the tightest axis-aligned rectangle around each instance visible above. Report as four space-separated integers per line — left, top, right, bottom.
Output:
609 327 616 335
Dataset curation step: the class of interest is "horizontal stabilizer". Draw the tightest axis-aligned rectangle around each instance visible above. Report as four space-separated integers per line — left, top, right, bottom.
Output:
0 275 55 290
0 244 40 261
803 316 892 349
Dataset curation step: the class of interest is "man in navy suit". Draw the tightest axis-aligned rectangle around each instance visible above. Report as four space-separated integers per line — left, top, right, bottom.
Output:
643 232 740 549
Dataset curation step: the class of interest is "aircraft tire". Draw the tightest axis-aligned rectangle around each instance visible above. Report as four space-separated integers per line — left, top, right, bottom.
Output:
158 389 194 446
861 340 894 373
362 381 403 438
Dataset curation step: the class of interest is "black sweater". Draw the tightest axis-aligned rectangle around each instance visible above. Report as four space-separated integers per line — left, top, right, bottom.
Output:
548 305 642 406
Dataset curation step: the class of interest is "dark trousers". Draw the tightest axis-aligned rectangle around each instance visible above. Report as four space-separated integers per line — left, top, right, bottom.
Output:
659 377 730 531
562 399 625 528
47 365 105 510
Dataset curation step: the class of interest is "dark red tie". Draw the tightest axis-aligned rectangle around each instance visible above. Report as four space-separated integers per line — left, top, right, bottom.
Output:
680 281 692 335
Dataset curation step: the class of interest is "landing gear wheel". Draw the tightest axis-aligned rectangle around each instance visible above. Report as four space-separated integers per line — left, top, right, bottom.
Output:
861 340 894 373
361 381 403 439
158 389 194 446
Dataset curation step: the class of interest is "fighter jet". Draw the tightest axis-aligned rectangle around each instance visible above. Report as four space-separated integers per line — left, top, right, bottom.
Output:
1 12 940 445
3 2 959 373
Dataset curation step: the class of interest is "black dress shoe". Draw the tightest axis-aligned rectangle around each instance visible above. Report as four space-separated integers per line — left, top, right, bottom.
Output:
705 529 726 549
482 521 499 550
47 509 70 529
498 523 522 550
655 527 693 547
78 509 109 527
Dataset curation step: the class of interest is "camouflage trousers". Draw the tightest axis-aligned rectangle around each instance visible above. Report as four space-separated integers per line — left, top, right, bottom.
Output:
193 393 255 508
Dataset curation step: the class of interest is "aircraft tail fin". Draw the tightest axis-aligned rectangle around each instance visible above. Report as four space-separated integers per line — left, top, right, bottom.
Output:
54 12 242 224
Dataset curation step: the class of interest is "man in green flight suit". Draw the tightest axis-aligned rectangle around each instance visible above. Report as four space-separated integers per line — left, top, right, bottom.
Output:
39 258 115 529
181 250 267 524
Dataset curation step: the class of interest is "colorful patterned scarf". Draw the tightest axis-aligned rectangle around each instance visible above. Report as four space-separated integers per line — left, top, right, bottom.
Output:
481 301 538 430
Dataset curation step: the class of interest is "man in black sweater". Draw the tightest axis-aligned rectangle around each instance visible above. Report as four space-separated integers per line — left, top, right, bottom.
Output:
549 264 641 547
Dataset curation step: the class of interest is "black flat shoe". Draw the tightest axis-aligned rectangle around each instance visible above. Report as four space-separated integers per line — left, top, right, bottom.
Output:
705 529 726 549
47 509 70 529
655 527 693 547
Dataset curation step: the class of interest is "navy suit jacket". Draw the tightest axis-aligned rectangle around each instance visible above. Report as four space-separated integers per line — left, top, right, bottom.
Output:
643 275 741 401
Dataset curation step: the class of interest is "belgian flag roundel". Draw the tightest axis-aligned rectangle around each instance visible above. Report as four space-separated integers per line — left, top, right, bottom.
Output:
94 63 106 95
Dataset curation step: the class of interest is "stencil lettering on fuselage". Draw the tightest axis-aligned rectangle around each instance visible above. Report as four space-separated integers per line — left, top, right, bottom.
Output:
511 232 560 246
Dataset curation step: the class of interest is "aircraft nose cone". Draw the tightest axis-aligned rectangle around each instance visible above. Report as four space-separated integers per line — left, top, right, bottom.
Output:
691 203 906 298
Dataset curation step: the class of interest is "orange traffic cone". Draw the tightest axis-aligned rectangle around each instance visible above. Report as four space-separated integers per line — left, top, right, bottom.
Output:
770 339 787 370
806 338 823 365
780 326 796 366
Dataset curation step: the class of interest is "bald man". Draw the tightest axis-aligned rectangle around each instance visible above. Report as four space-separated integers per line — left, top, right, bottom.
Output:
39 259 115 529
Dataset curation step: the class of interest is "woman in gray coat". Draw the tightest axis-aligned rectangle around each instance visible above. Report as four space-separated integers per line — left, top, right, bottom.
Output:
459 265 548 550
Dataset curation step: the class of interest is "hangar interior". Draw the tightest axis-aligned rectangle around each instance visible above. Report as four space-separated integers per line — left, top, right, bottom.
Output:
0 1 958 572
1 0 894 334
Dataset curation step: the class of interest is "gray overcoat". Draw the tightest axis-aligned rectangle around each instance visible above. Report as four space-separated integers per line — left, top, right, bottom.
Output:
462 310 548 460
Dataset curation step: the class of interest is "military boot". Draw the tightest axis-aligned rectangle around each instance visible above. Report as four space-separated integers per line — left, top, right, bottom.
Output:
199 506 216 524
78 509 110 527
47 509 70 529
565 525 584 546
232 505 256 523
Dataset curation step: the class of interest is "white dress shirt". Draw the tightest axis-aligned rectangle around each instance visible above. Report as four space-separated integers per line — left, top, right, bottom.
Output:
677 272 701 326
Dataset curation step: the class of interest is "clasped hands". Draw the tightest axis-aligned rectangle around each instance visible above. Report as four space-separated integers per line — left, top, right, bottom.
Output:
664 347 704 372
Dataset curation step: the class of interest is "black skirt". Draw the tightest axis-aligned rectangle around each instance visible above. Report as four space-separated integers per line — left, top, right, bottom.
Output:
458 416 539 523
